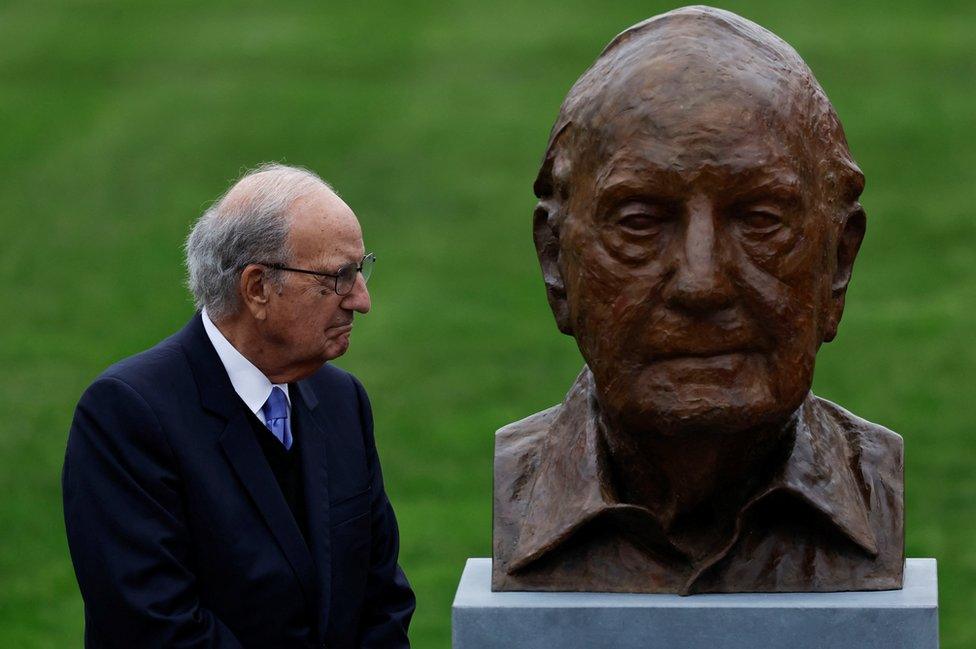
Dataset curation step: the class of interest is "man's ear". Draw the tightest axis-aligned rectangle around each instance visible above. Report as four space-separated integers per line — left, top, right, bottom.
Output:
533 201 572 335
822 204 866 342
239 264 271 320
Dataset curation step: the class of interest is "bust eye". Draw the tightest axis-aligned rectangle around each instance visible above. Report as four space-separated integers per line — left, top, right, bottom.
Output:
614 202 672 235
736 209 782 234
619 214 659 230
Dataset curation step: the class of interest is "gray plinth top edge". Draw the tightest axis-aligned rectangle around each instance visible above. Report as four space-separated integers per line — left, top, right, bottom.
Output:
454 558 937 610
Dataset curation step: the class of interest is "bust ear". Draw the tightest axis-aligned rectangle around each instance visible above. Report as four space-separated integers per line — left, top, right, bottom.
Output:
822 204 866 342
533 200 572 335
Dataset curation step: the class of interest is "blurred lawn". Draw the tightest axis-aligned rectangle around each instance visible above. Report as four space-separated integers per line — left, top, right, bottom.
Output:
1 0 973 647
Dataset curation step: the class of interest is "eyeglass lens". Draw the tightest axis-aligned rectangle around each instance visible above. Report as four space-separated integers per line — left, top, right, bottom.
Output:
336 254 375 295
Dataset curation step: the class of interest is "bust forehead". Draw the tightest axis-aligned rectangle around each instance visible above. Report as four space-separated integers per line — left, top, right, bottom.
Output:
572 10 824 166
569 7 817 118
538 6 862 213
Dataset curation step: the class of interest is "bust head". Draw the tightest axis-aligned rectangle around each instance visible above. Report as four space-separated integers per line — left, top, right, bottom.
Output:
533 6 866 438
495 7 903 596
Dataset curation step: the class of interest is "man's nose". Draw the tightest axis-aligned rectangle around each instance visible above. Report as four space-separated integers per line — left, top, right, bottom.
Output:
662 197 735 312
342 273 371 314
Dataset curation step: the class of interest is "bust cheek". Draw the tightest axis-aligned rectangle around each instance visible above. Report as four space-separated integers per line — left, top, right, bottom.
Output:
757 240 828 291
569 258 634 314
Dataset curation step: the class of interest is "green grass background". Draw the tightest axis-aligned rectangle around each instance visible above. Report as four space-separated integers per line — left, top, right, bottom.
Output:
1 0 973 646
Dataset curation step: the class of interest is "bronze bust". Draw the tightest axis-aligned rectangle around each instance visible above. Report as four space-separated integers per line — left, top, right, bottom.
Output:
493 6 904 594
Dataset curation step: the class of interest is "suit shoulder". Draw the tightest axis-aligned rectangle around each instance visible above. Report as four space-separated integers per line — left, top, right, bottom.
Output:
70 342 184 454
92 334 186 396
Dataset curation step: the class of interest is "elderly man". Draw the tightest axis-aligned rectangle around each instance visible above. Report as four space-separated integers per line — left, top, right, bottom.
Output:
63 164 414 647
494 7 903 595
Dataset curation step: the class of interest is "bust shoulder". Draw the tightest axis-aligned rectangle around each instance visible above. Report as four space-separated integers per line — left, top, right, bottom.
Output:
812 394 904 491
493 405 561 569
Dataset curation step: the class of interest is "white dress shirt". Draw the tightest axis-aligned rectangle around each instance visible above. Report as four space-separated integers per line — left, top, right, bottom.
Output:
201 308 290 417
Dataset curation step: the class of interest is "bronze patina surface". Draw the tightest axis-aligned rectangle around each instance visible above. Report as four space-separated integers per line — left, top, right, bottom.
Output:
493 6 904 594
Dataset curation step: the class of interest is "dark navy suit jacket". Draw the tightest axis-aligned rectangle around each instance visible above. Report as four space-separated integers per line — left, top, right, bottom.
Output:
63 314 415 648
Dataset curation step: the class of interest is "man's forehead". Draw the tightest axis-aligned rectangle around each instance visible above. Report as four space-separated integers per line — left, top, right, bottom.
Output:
288 188 364 261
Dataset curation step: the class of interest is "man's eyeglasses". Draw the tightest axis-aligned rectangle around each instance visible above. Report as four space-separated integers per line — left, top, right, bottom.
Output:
256 253 375 296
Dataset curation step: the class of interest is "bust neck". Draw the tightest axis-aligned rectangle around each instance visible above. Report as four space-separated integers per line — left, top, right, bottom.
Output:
597 408 798 557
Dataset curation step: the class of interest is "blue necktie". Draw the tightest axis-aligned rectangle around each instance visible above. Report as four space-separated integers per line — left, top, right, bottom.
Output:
261 386 292 450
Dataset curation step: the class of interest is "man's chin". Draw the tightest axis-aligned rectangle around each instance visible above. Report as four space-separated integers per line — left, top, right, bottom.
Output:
322 334 351 361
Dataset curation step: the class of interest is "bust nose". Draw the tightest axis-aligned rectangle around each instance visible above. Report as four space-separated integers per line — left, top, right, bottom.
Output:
663 197 735 313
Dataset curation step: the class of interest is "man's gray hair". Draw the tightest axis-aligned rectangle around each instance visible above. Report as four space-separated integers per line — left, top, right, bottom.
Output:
185 163 331 321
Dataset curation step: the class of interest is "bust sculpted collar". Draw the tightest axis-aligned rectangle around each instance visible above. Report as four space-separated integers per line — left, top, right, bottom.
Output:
507 368 879 580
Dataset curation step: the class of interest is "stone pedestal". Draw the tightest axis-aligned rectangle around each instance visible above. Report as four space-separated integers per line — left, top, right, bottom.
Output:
452 558 938 649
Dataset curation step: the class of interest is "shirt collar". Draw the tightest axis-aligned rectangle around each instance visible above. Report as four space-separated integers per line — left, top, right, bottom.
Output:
201 308 290 416
509 367 877 573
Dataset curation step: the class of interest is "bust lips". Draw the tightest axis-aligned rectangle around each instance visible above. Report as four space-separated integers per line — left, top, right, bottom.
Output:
649 347 759 362
635 325 767 363
642 351 761 386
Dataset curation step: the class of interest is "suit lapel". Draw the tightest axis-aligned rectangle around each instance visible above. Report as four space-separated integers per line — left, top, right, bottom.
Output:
177 314 317 612
294 381 333 642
